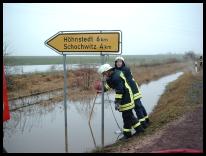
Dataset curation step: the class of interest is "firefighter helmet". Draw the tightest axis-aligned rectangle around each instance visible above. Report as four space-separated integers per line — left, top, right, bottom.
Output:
98 64 113 74
115 56 125 62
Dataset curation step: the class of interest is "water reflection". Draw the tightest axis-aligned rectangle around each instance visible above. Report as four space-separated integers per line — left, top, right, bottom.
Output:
9 90 63 111
74 97 94 119
5 102 62 137
88 122 97 148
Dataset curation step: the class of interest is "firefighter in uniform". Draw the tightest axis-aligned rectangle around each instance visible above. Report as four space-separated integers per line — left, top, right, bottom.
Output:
195 61 198 73
114 56 150 128
96 64 144 140
199 56 203 70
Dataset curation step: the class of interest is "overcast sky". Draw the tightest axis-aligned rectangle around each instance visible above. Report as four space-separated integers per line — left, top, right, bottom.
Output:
3 3 203 56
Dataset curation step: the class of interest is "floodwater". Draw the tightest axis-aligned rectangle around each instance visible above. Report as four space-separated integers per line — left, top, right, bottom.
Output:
9 90 63 111
140 72 184 114
3 72 183 153
6 64 98 75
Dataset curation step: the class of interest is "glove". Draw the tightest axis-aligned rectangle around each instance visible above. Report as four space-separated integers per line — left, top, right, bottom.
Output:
114 101 120 111
94 80 102 93
96 90 102 94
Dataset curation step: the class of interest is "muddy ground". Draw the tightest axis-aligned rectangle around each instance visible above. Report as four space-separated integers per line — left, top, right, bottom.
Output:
113 104 203 153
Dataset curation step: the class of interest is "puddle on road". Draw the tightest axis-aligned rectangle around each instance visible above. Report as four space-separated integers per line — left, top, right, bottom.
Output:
3 72 183 153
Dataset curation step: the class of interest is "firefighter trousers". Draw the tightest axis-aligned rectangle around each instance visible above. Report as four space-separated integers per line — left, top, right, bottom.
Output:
134 99 149 124
122 109 144 137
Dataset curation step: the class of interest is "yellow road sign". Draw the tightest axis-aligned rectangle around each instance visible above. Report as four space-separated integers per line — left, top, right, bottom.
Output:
45 31 121 54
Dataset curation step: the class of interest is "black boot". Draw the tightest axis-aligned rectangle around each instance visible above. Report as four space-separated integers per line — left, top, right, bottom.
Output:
134 125 144 136
118 135 130 141
119 132 132 141
145 118 150 125
141 121 148 129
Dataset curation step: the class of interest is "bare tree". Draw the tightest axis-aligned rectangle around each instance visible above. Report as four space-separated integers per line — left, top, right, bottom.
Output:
3 41 13 67
3 42 10 63
3 41 14 89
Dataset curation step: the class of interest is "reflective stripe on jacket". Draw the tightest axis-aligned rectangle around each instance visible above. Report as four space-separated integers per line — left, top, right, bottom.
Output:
104 69 134 112
116 66 142 100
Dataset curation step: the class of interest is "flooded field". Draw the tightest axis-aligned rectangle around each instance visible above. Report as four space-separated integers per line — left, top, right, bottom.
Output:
3 72 183 153
5 64 99 75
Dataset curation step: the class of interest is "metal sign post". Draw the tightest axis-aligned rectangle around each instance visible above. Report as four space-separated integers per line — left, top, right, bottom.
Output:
100 53 105 148
63 54 68 153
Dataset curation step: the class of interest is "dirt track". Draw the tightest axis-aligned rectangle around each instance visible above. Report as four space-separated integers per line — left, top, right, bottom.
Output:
131 104 203 153
107 104 203 153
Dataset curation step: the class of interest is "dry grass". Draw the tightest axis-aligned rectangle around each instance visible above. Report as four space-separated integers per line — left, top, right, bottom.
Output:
7 62 188 100
7 68 99 100
148 72 196 132
131 62 188 85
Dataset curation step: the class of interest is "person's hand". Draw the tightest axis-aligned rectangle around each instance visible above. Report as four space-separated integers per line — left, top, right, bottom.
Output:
96 90 102 94
114 101 120 111
94 80 102 93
